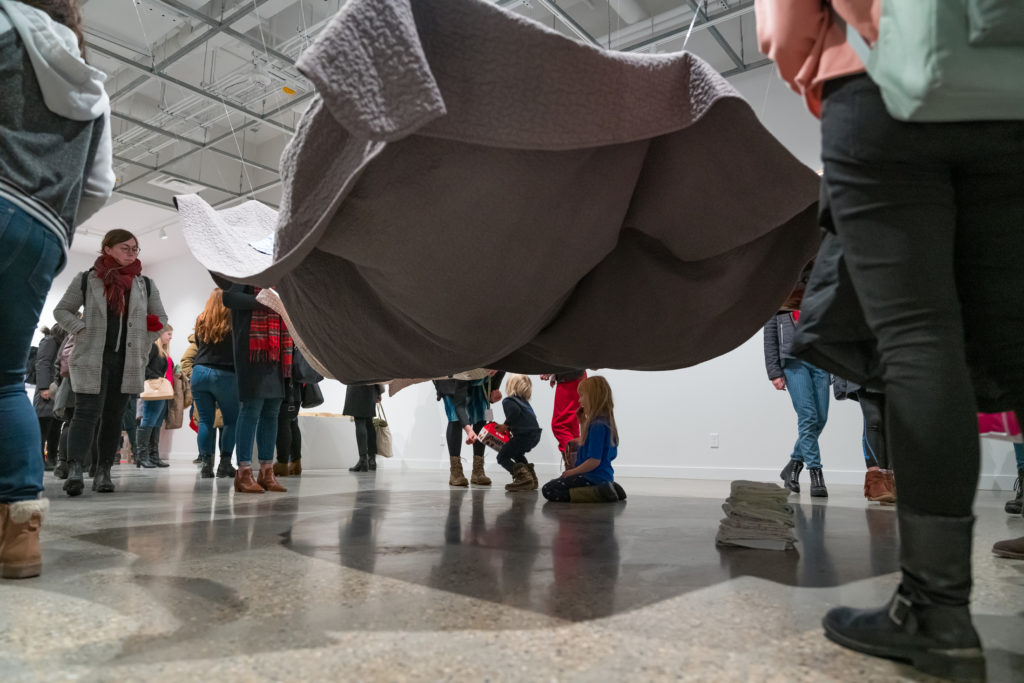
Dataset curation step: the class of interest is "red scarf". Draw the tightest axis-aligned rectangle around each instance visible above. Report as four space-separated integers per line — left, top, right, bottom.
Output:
93 255 142 315
249 288 294 378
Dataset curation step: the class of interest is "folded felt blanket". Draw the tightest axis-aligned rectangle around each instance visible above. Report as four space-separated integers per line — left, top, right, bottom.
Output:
177 0 820 384
718 517 796 539
722 502 795 527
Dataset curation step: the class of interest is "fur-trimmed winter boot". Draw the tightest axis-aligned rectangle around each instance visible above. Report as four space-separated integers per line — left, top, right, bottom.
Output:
0 499 49 579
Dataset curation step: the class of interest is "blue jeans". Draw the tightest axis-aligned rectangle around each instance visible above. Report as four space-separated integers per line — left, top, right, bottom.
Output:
235 398 282 465
191 365 239 457
1015 443 1024 471
782 358 830 469
0 199 63 501
140 398 167 428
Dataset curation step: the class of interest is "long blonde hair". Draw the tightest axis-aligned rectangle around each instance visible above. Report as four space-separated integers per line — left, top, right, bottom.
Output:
578 376 618 446
154 323 173 358
194 288 231 344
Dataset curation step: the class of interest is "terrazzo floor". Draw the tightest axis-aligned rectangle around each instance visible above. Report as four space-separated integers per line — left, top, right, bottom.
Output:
1 461 1022 682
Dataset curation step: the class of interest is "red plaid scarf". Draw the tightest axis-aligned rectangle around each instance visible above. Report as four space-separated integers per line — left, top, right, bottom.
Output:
249 288 293 378
93 255 142 315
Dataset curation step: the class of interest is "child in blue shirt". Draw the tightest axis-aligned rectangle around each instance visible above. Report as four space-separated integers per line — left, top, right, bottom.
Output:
542 376 626 503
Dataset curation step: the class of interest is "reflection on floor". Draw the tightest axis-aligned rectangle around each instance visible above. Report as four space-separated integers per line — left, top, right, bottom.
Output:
1 466 1022 681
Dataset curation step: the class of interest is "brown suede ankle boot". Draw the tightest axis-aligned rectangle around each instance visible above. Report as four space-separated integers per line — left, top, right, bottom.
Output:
288 459 302 477
449 457 469 487
1 499 48 579
864 470 896 504
470 456 491 486
234 466 264 494
273 462 289 478
257 464 287 492
526 463 539 490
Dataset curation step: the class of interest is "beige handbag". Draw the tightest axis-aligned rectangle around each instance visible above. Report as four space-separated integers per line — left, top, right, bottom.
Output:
373 403 393 458
141 377 174 401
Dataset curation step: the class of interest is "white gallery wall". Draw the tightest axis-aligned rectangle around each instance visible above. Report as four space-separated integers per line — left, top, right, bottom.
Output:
32 66 1020 490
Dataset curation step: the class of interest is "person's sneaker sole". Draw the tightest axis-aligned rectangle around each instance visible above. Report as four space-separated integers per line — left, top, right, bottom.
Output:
992 547 1024 559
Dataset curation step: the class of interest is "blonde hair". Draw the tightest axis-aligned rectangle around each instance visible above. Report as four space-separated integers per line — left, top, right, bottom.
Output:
194 288 231 344
578 376 618 446
504 374 533 401
154 323 173 358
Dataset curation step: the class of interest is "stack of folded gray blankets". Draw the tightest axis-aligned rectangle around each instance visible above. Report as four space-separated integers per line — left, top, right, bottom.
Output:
715 481 797 551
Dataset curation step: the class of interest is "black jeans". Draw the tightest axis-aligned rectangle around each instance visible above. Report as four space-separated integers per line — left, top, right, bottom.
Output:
496 431 541 474
276 399 301 464
354 416 377 456
68 353 129 469
821 75 1024 516
859 391 887 470
541 474 592 502
38 416 60 462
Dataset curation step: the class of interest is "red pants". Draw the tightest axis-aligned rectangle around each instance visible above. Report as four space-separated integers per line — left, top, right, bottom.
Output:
551 373 586 452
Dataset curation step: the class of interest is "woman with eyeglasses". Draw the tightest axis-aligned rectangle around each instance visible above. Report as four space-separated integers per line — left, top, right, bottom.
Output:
54 229 167 496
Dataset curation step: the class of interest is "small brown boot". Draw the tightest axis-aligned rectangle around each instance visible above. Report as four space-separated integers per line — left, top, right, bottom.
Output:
234 466 264 494
470 456 491 486
449 457 469 487
505 463 535 492
883 469 897 498
288 459 302 477
257 464 288 492
526 463 539 490
273 462 289 478
864 470 896 504
1 499 48 579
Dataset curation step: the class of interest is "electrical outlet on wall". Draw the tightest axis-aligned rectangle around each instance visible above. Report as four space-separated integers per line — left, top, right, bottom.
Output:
710 433 720 449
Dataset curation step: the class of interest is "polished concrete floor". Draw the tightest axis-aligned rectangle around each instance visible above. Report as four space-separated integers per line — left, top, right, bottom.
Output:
2 462 1022 682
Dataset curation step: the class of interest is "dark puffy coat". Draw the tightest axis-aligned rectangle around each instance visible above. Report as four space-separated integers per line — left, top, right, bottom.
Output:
343 384 383 418
222 284 285 402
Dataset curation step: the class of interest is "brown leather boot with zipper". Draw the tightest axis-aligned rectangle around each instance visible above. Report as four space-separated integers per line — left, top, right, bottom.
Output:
257 463 287 492
449 457 469 487
234 466 265 494
0 499 49 579
470 455 491 486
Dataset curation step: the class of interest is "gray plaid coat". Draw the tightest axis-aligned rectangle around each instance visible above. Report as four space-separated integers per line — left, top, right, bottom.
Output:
53 271 168 395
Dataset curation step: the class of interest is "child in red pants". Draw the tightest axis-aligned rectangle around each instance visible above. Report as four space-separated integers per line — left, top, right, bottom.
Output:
540 371 586 467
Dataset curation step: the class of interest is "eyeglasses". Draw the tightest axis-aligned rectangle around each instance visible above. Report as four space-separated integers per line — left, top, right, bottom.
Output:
117 245 141 255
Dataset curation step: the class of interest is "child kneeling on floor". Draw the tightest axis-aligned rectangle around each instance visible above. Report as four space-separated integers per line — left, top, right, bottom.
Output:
542 376 626 503
495 374 543 491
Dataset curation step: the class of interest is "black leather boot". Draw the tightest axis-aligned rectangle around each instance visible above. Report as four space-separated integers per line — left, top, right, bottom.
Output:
367 453 377 471
63 460 84 497
152 424 169 468
780 459 803 493
135 427 155 468
216 455 236 478
809 467 828 497
93 454 115 493
199 454 215 479
349 455 368 472
1005 469 1023 515
823 507 984 681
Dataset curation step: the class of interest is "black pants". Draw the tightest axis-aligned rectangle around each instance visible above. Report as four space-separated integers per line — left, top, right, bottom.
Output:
859 391 887 470
276 400 301 464
445 420 488 459
541 474 592 502
38 416 60 462
121 396 138 454
68 353 129 469
496 431 541 474
354 416 377 456
821 75 1024 516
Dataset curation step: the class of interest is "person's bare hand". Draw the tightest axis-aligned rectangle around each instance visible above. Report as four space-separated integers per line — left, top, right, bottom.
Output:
495 424 510 435
465 433 477 445
490 390 502 403
772 377 787 391
41 389 52 400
